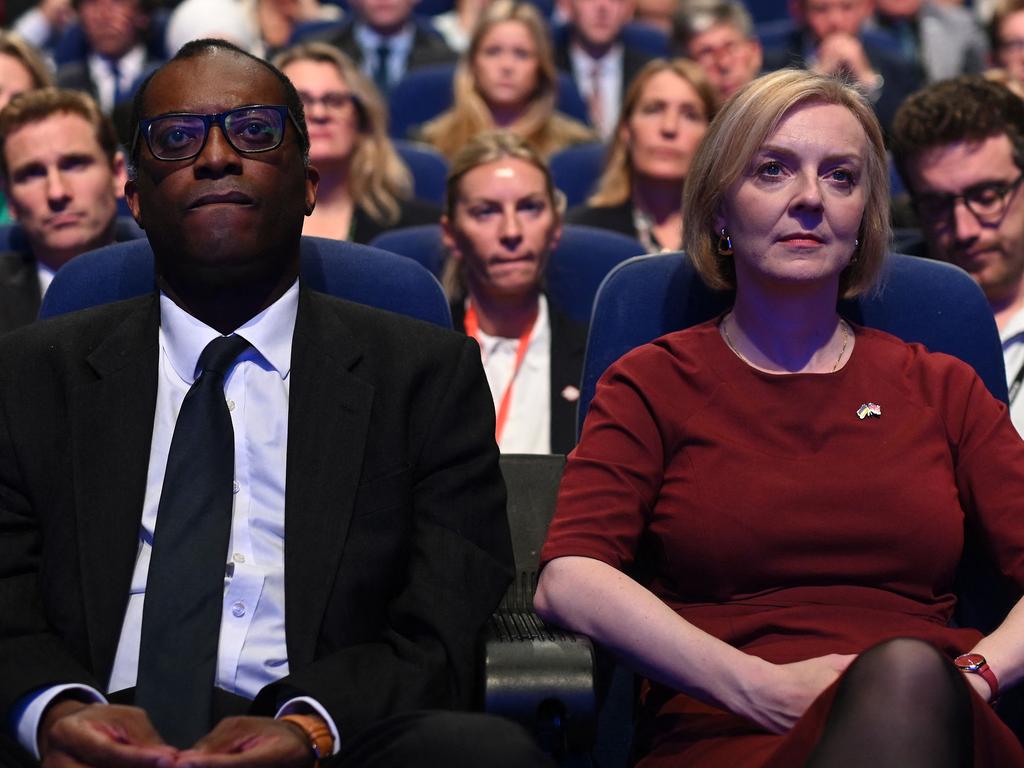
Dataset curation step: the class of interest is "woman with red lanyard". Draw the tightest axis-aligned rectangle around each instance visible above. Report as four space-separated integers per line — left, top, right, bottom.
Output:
442 130 588 455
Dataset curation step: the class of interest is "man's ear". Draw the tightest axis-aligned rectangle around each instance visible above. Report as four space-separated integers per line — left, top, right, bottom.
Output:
304 165 319 216
124 177 143 228
111 151 129 199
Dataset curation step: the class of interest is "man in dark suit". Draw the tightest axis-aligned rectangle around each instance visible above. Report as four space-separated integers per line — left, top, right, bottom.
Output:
318 0 456 93
0 87 133 334
554 0 654 140
0 38 541 768
760 0 923 135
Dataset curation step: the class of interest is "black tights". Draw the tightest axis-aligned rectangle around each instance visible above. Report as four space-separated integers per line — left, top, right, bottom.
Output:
806 638 973 768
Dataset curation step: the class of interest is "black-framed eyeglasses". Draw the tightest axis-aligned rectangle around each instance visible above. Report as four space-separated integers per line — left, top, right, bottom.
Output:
297 90 359 112
913 171 1024 226
132 104 303 162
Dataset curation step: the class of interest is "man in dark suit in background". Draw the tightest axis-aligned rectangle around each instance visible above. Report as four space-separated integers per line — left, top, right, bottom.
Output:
0 38 545 768
0 87 133 334
318 0 457 93
760 0 923 135
554 0 653 140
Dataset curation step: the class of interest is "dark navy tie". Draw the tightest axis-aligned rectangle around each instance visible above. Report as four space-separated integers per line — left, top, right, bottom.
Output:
135 334 251 748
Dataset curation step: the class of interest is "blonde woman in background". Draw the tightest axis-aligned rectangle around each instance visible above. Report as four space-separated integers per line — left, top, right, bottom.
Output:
0 32 53 224
567 58 715 252
274 42 439 243
421 0 594 160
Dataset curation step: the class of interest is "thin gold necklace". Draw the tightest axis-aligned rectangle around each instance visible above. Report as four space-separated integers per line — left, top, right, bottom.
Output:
721 313 850 373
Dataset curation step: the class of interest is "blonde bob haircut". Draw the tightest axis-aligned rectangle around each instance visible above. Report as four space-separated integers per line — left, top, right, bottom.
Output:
441 129 565 299
589 58 717 207
421 0 593 160
273 41 413 225
683 69 889 298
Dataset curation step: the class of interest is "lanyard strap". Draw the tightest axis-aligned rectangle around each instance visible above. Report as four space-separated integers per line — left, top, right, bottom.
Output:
465 301 536 444
1009 359 1024 405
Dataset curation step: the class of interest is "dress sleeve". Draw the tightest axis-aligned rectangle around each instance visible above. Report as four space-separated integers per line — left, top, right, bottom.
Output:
540 345 673 571
944 359 1024 590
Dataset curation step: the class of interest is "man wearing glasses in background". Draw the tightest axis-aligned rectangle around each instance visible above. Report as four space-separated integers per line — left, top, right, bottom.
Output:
892 76 1024 435
0 38 549 768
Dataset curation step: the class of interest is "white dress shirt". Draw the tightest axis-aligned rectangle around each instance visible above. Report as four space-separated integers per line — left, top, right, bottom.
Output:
87 45 148 113
475 295 551 454
16 282 340 757
1001 304 1024 438
569 42 624 141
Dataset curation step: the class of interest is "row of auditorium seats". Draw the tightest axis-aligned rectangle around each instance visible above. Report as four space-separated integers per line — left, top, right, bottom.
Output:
34 235 1022 764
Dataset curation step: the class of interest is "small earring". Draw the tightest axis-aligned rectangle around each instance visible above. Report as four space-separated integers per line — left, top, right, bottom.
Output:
854 238 860 247
717 227 733 256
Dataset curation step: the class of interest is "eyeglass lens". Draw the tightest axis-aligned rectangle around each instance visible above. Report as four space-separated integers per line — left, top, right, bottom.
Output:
916 176 1023 223
147 107 286 160
298 92 353 111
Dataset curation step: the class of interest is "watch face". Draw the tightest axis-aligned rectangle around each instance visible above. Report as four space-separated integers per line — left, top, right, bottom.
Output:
955 653 986 671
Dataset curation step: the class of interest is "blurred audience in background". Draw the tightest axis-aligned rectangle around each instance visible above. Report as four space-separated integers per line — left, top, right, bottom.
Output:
761 0 922 134
891 76 1024 435
442 130 586 455
553 0 654 140
989 0 1024 87
164 0 262 56
0 30 53 224
315 0 457 93
432 0 492 53
421 0 593 160
274 41 439 242
0 88 129 332
866 0 987 83
672 0 762 106
567 58 713 251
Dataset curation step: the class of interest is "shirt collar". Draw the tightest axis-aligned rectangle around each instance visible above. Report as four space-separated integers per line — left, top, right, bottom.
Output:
354 21 415 54
159 279 299 383
568 40 623 74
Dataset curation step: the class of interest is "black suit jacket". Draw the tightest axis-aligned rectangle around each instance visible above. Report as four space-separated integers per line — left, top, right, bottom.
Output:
451 298 587 455
761 29 924 134
318 20 457 80
0 287 512 746
0 219 147 335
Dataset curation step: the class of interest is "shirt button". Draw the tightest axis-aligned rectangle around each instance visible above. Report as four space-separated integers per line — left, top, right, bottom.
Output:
231 601 246 618
232 553 245 564
232 481 240 494
226 399 235 412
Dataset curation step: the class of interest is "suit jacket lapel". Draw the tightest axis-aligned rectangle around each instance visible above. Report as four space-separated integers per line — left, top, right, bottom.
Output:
284 291 374 667
0 253 42 333
70 296 160 678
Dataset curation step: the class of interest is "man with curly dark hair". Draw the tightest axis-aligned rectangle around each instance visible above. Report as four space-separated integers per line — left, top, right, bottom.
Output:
892 75 1024 435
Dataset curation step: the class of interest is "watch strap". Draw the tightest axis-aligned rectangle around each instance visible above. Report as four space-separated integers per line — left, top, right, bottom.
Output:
954 653 1000 700
280 713 334 764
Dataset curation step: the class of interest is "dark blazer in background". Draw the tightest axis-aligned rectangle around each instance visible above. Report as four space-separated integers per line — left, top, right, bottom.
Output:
567 200 637 240
452 298 587 455
761 29 924 135
316 19 458 81
0 287 513 752
0 219 145 335
351 197 441 244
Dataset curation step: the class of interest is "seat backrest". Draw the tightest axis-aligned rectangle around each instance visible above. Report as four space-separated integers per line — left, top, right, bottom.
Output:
370 224 647 323
393 140 450 206
549 142 606 208
40 236 453 328
388 63 457 139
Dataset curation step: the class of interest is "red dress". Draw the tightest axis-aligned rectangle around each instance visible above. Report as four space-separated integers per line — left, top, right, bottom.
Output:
540 320 1024 766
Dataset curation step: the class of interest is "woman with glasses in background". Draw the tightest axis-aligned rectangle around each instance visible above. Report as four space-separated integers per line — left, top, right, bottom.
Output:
420 0 594 161
273 42 439 243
